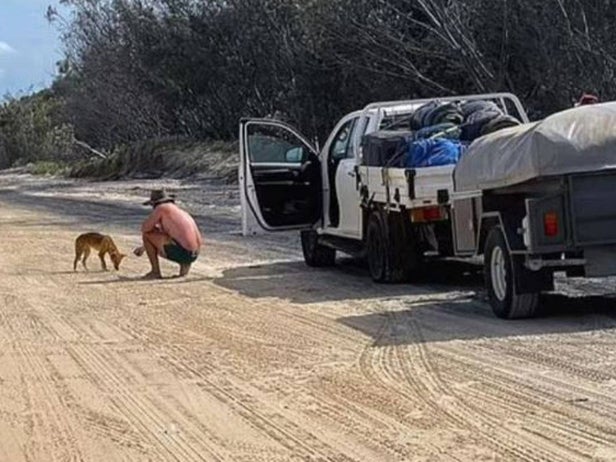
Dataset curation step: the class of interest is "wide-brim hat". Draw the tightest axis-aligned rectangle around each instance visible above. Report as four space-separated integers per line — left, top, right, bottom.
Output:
143 189 176 206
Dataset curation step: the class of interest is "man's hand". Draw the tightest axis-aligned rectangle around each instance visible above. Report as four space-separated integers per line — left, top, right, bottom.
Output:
133 246 145 257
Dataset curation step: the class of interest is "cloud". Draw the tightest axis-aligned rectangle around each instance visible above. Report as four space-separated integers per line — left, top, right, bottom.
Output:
0 42 16 55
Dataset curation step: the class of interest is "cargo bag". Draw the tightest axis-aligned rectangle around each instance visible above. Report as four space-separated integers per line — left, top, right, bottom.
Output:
361 130 413 167
406 138 465 168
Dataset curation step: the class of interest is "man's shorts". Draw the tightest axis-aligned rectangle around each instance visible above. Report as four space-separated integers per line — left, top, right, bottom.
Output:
163 240 199 264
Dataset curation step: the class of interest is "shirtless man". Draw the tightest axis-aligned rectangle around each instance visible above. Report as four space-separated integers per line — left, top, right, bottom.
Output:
134 189 203 279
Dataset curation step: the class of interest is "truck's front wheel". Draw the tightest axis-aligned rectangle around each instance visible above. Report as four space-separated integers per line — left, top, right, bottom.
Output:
484 227 539 319
301 230 336 267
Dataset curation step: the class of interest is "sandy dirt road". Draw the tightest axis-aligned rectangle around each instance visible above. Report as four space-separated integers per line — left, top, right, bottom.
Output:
2 173 616 461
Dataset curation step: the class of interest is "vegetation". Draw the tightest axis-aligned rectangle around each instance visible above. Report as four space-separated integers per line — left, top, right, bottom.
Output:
1 0 615 176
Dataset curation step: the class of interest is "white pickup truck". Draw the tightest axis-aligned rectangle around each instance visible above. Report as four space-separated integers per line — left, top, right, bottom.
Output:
240 94 616 319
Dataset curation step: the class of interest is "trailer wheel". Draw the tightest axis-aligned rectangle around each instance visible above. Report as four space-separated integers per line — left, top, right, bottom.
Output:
484 227 539 319
300 230 336 267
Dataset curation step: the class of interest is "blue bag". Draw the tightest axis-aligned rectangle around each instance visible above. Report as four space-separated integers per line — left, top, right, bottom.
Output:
406 139 464 168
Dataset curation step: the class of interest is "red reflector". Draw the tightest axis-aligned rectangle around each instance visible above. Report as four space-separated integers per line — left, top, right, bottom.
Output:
411 206 443 223
544 212 559 237
422 207 442 221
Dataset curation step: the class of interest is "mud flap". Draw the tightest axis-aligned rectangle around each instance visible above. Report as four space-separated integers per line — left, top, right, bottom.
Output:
513 255 554 294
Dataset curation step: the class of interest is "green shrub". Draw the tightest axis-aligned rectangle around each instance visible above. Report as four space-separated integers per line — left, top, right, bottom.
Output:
27 161 69 176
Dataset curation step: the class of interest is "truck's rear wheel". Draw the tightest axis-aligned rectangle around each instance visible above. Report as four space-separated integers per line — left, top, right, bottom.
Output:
367 213 387 281
367 210 419 283
484 227 539 319
301 230 336 267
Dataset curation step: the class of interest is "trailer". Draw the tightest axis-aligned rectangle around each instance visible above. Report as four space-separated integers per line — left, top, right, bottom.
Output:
447 102 616 317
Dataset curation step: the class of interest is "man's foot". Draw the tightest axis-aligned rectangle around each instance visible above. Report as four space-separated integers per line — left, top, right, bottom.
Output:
142 271 163 280
178 264 191 277
133 246 145 257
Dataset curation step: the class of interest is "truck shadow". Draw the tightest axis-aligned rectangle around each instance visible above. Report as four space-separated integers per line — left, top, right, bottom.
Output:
337 292 616 345
213 258 484 304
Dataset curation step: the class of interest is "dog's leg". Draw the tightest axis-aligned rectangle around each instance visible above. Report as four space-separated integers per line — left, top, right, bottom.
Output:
74 250 82 272
82 248 90 271
99 251 108 271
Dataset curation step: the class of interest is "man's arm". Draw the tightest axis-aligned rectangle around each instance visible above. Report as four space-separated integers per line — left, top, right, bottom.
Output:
141 208 162 233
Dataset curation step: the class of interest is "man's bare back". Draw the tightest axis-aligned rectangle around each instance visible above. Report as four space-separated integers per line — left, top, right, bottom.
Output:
141 203 203 251
135 190 203 279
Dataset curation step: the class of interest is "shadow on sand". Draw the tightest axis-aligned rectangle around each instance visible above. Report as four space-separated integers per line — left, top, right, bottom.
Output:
212 258 483 304
78 274 214 285
337 291 616 345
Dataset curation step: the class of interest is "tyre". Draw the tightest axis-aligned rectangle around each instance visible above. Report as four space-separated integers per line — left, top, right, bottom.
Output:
367 210 419 283
367 212 387 281
484 227 539 319
300 230 335 267
435 222 454 257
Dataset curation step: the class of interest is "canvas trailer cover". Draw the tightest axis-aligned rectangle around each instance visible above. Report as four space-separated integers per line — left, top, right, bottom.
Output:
454 102 616 192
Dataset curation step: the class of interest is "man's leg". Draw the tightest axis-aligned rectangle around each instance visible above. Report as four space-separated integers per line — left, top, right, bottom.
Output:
142 231 171 278
179 263 191 277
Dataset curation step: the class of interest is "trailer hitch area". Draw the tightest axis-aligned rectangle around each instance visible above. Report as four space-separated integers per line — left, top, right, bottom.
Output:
525 255 586 271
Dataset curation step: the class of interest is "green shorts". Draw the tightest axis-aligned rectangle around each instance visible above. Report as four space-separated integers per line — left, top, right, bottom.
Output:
163 240 199 265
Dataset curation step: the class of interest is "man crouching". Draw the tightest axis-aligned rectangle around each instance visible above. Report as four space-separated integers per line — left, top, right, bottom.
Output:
134 189 203 279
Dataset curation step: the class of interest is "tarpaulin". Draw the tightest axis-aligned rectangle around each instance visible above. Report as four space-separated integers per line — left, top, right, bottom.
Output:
454 102 616 192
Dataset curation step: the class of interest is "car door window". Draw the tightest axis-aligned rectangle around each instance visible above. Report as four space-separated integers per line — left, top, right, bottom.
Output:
247 124 308 164
329 119 357 161
345 118 360 159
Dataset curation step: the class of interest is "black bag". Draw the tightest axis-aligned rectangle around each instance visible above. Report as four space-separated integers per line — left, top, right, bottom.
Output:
480 114 521 136
460 109 502 141
361 130 413 167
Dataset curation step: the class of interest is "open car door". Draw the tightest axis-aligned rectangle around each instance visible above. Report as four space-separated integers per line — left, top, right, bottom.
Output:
239 119 322 231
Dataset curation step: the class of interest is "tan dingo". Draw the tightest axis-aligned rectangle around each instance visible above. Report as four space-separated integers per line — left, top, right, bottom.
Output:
73 233 126 271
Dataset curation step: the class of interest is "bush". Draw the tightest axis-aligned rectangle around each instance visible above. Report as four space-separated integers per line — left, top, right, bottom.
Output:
26 161 69 176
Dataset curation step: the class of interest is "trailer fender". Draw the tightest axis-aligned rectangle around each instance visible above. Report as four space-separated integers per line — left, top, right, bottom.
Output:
478 212 553 294
477 212 526 255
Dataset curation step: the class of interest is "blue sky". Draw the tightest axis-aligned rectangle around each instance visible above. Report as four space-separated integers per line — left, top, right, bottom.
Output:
0 0 67 97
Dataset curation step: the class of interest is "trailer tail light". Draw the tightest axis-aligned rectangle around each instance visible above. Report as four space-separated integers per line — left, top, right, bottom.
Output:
411 206 446 223
544 212 559 237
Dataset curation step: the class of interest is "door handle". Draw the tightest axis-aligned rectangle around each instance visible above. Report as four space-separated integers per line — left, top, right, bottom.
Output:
347 171 356 178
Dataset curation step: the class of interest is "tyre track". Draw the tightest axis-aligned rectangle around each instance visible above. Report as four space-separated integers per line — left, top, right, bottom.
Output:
435 342 616 448
118 321 358 462
43 297 234 462
46 285 351 461
356 315 467 460
14 262 233 462
377 311 590 461
0 291 85 462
